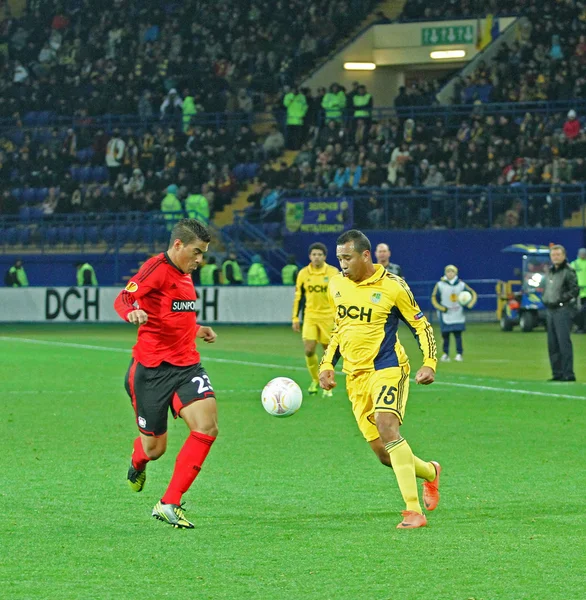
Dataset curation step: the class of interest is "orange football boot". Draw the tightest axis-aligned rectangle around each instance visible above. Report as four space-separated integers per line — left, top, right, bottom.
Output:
423 461 441 511
396 510 427 529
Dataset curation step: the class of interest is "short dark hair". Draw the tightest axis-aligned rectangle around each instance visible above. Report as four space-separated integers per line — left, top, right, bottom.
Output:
170 218 211 246
309 242 327 256
337 229 371 253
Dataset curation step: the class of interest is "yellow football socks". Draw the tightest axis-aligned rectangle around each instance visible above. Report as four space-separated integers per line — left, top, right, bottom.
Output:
305 354 319 383
385 437 422 514
413 456 436 482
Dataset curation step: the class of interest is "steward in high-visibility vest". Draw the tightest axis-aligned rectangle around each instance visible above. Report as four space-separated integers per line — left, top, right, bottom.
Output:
352 85 373 119
281 255 298 285
247 254 269 286
5 259 29 287
76 262 98 286
321 84 347 122
200 256 220 286
161 184 182 231
283 91 308 125
222 252 243 285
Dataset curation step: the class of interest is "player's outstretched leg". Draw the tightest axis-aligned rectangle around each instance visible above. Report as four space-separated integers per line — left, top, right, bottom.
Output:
422 461 442 511
153 399 217 529
127 437 151 492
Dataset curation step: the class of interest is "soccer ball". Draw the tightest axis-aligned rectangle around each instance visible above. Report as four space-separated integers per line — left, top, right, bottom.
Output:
458 290 472 306
261 377 303 417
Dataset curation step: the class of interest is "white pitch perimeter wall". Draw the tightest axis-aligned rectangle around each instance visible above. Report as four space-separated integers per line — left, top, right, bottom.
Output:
0 287 296 324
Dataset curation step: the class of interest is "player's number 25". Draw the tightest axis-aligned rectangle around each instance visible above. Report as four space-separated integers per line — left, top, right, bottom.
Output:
376 385 397 406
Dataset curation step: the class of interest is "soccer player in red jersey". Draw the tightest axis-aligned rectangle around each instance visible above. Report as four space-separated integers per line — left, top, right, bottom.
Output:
114 218 218 528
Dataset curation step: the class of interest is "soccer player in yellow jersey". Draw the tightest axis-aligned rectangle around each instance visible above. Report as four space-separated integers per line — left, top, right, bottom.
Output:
319 230 441 529
292 242 339 397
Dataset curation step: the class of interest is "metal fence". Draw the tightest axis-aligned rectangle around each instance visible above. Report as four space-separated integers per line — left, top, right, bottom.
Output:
1 99 584 137
280 184 586 230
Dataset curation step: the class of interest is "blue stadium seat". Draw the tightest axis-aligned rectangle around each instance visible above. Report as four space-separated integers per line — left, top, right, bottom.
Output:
70 167 81 181
86 226 99 244
102 225 115 244
18 227 31 246
245 163 259 180
11 188 22 201
18 206 30 221
116 225 130 245
5 228 18 245
30 207 44 219
44 227 59 246
80 166 93 183
22 188 36 204
58 226 72 244
92 166 108 182
233 164 246 181
23 112 38 126
38 112 51 125
129 225 144 244
73 226 85 244
155 224 168 243
36 188 49 203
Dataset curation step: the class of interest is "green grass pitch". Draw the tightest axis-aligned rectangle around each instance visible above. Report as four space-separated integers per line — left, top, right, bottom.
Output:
1 323 585 600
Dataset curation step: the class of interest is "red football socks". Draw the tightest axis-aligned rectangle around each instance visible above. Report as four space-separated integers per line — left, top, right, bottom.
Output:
161 431 216 505
131 436 150 471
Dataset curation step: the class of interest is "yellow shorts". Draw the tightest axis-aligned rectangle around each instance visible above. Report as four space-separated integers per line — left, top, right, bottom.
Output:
345 365 410 442
302 317 334 346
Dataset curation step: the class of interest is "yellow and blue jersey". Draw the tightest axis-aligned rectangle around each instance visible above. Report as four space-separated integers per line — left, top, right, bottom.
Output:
320 265 437 374
292 263 339 322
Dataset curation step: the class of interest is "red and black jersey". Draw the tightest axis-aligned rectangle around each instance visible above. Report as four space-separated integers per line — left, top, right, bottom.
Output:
114 252 201 367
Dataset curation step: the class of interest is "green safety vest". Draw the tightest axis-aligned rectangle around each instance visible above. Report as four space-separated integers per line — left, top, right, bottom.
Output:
9 266 29 287
283 92 308 126
222 259 243 284
77 263 98 286
571 258 586 297
161 193 182 230
353 93 372 118
321 91 346 121
281 264 298 285
247 263 269 286
200 264 218 286
184 194 210 223
182 96 197 132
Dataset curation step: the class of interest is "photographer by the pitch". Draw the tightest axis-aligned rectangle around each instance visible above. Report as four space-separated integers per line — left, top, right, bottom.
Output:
542 245 579 382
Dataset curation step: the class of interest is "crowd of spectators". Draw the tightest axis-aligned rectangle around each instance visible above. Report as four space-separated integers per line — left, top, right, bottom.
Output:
247 96 586 230
0 118 281 219
0 0 378 122
400 0 586 108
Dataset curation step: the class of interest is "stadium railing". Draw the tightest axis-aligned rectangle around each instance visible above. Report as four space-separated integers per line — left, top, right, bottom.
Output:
1 99 585 138
260 184 586 231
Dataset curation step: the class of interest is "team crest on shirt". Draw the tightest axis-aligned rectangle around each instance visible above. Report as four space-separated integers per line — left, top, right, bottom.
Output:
370 292 382 304
138 417 146 428
125 281 138 293
324 277 329 282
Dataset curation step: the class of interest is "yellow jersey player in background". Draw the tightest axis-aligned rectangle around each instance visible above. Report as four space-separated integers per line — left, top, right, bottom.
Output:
319 229 441 529
292 242 339 397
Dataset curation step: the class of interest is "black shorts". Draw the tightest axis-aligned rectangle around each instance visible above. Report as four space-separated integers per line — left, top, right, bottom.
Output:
124 359 215 436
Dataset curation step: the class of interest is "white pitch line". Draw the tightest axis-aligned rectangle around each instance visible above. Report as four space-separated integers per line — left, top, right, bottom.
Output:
432 381 585 401
1 336 585 401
